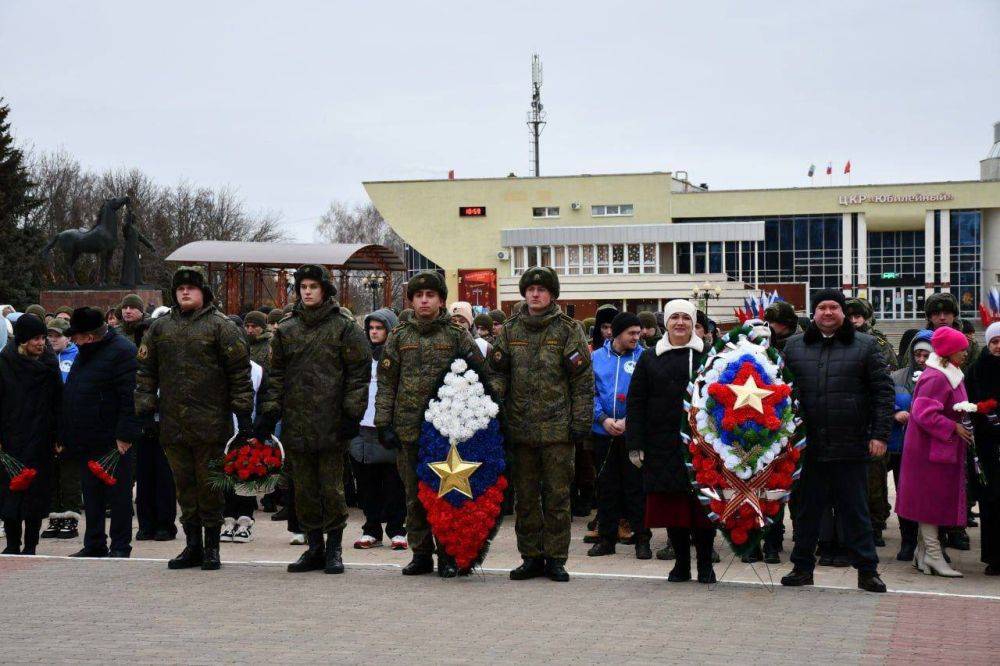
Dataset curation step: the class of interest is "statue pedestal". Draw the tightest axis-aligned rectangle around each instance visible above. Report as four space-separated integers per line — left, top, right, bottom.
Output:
41 288 163 313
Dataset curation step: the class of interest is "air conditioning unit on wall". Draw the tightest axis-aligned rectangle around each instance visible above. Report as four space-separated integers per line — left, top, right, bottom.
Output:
571 202 581 210
497 250 511 260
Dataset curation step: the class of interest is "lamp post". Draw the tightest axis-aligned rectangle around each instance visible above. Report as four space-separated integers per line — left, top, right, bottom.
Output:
362 274 385 312
690 280 722 318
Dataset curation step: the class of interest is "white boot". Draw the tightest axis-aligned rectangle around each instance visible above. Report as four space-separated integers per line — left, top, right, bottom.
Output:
913 540 928 574
919 523 962 577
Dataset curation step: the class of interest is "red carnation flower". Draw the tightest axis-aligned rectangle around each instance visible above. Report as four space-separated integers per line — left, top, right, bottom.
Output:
237 468 251 480
730 528 749 545
977 399 998 414
709 499 725 515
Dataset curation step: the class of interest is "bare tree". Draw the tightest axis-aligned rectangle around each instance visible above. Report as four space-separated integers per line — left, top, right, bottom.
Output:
26 148 287 293
316 200 406 310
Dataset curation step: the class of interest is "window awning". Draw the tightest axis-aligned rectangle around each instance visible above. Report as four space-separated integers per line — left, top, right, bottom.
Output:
500 221 764 247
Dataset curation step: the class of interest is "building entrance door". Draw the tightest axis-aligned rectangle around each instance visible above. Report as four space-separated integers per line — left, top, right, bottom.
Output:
900 287 924 320
870 287 896 320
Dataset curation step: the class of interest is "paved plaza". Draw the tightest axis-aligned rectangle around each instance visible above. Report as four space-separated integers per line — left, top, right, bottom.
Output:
2 507 999 664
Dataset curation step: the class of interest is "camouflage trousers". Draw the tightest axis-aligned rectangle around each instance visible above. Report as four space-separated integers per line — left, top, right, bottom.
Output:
867 455 890 531
286 447 348 534
398 442 434 554
511 442 575 561
162 440 225 528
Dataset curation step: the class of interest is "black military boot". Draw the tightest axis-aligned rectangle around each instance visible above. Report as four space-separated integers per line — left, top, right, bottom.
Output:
544 558 570 582
741 545 763 563
437 553 459 578
509 557 546 580
401 552 435 576
762 544 781 564
858 570 887 593
168 523 204 570
201 525 221 570
635 538 652 560
666 528 691 582
896 540 917 562
873 528 886 548
587 538 616 557
287 530 325 573
694 529 717 584
780 568 814 587
324 529 344 574
2 520 22 555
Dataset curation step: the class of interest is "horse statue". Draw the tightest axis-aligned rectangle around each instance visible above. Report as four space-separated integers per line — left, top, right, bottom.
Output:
41 196 130 286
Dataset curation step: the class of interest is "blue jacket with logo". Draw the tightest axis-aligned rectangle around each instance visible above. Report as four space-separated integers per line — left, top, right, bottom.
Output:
592 339 643 435
57 343 78 384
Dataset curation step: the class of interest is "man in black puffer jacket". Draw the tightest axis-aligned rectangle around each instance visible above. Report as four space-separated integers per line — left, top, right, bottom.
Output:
781 290 894 593
60 307 143 558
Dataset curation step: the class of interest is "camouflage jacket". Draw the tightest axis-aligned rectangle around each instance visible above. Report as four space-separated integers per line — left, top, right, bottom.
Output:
490 303 594 447
376 311 490 443
261 301 370 453
859 323 899 371
135 305 254 447
248 331 272 371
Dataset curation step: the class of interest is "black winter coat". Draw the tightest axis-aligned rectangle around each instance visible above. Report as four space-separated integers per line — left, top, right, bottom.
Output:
0 342 61 521
965 348 1000 504
626 342 705 494
60 330 142 457
783 322 894 462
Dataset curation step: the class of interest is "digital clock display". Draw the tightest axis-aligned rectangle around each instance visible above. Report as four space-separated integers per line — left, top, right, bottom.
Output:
459 206 486 217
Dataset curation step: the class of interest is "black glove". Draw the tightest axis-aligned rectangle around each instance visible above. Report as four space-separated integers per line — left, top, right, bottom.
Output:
254 415 277 443
339 419 361 441
377 427 401 450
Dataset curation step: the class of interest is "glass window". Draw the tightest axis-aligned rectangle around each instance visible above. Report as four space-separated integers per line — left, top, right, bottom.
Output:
693 242 706 273
794 219 809 249
532 206 560 218
642 244 656 273
611 245 625 273
596 245 609 274
539 246 552 267
658 243 673 274
591 204 634 217
582 245 595 274
677 243 691 274
567 245 580 275
628 244 641 274
709 242 722 273
554 246 566 274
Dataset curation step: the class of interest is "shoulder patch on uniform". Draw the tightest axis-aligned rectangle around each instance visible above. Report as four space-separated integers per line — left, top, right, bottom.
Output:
381 357 392 369
137 344 149 360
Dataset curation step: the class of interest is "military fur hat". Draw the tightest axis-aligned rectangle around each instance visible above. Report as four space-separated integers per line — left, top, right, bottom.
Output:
55 305 74 317
120 294 145 311
267 309 285 324
25 304 47 320
406 271 447 300
489 309 506 325
518 266 560 299
844 298 874 320
171 265 214 304
637 311 658 330
925 292 959 320
293 264 336 300
473 313 494 329
763 301 799 330
244 310 267 328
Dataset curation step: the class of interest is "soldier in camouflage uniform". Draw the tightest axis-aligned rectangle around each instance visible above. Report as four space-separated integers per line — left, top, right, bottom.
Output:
845 298 899 371
258 265 371 574
243 310 272 371
490 267 594 582
135 266 254 571
844 297 897 547
375 271 491 578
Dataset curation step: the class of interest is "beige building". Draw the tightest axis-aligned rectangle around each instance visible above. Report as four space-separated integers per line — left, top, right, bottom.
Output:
365 124 1000 322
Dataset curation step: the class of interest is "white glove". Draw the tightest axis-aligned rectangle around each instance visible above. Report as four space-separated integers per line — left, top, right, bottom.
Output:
629 450 644 468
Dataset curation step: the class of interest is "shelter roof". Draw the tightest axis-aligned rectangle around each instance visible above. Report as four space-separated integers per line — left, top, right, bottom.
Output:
166 241 405 271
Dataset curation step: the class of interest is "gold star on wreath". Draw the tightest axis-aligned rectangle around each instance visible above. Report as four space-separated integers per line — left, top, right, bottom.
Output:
726 375 775 414
428 444 482 499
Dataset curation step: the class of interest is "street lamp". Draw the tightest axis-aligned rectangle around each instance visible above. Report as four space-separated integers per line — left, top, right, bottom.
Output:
362 274 385 311
690 280 722 318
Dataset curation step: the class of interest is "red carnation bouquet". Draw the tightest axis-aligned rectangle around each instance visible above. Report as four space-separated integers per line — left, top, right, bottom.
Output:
209 436 284 497
87 449 122 486
0 451 37 492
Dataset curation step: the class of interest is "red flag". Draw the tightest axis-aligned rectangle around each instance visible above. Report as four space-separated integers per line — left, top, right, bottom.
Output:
825 162 832 175
844 160 851 174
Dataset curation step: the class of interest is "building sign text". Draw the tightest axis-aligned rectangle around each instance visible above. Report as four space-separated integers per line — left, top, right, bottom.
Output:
838 192 954 206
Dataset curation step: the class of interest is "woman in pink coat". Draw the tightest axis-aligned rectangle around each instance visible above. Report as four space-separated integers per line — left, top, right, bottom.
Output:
895 326 972 577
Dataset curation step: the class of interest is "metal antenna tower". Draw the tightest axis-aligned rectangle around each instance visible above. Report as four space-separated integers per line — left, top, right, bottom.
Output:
526 54 546 177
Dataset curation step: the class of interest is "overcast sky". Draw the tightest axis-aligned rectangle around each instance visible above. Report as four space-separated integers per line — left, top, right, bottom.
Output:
3 1 998 240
